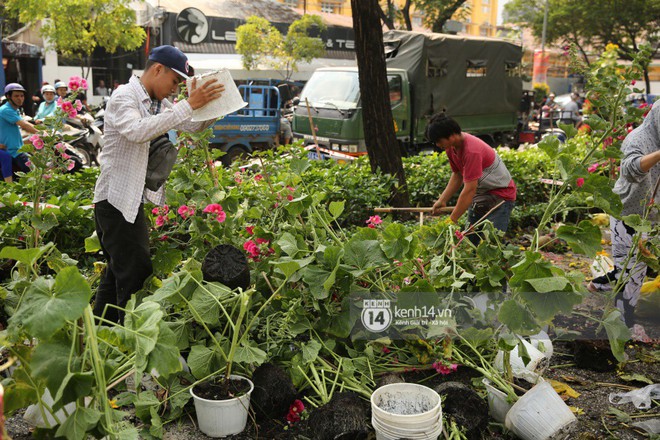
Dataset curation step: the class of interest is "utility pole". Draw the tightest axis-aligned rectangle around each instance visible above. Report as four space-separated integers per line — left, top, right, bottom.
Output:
0 17 5 90
303 0 307 14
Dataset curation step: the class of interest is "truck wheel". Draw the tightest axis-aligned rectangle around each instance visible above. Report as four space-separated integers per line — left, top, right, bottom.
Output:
222 146 249 166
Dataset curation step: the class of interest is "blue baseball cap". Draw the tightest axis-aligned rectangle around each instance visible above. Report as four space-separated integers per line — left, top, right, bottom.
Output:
148 45 190 79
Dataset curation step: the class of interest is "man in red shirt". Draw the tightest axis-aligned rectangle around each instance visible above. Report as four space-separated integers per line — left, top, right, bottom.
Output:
428 113 516 243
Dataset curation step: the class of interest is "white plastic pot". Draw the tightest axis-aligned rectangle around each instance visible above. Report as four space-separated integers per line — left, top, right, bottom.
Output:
190 375 254 438
529 330 554 359
495 337 548 383
371 383 442 440
482 378 513 424
505 381 576 440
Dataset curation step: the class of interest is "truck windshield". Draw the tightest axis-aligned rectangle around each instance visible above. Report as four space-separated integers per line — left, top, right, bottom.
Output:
300 71 359 109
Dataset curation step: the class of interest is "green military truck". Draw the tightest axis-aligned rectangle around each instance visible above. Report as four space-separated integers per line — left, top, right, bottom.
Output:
292 30 523 155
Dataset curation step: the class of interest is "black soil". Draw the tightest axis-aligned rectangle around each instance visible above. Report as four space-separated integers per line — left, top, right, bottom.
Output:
250 363 298 421
434 381 489 440
202 244 250 290
192 376 252 401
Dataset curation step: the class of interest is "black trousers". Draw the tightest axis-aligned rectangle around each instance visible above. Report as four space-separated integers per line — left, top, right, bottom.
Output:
94 200 152 323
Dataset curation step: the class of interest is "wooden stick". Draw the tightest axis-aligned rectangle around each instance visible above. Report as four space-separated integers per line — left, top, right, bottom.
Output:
305 98 322 159
374 206 454 214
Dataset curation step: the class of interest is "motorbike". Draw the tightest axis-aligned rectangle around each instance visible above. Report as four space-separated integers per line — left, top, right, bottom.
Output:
63 114 104 165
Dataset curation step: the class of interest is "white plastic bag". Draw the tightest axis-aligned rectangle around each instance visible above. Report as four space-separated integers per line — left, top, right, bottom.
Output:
609 384 660 409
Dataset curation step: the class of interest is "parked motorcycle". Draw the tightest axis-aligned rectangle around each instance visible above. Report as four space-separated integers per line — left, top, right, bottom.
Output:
63 114 103 165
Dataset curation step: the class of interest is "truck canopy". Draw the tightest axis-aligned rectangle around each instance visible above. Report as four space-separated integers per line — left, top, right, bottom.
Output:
383 30 522 123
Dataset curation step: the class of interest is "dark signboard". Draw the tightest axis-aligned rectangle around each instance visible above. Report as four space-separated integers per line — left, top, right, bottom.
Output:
165 9 355 53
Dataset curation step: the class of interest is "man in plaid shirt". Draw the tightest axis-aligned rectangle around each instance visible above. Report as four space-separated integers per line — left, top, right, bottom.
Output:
93 45 223 323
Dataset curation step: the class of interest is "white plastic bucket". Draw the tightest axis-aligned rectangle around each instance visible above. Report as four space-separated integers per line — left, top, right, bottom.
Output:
482 378 513 424
505 381 576 440
371 383 442 440
186 69 248 122
190 375 254 438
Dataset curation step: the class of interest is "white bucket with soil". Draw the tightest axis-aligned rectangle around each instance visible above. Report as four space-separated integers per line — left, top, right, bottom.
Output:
371 383 442 439
482 378 513 424
190 375 254 438
505 380 576 440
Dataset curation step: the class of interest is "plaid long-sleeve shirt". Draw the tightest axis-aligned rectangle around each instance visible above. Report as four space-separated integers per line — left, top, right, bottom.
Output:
94 75 213 223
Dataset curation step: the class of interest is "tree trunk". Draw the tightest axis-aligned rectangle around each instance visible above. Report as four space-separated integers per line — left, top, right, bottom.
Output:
377 0 395 30
402 0 413 31
351 0 410 208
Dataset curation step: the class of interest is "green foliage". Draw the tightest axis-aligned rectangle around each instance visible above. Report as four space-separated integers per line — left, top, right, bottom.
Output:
5 0 145 76
236 15 326 80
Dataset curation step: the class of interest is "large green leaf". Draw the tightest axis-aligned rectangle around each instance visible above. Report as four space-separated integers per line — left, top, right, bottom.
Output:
9 267 92 339
277 232 307 257
603 310 630 363
134 390 161 422
123 301 163 374
497 300 540 335
290 157 311 175
53 372 95 408
381 223 414 260
31 336 83 407
525 277 570 293
328 201 345 219
148 270 200 304
583 174 622 217
343 239 388 276
520 290 583 322
509 252 553 288
189 283 232 326
233 341 267 365
147 322 182 378
187 344 225 379
165 321 190 351
3 367 40 412
84 232 101 253
301 339 322 363
32 211 59 233
302 266 334 299
55 407 101 440
556 220 602 257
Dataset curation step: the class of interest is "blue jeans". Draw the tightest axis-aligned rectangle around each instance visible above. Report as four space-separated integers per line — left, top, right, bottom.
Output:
467 199 515 245
0 149 12 180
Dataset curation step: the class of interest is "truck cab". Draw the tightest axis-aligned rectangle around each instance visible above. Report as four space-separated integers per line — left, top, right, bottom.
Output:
292 67 411 155
211 82 282 165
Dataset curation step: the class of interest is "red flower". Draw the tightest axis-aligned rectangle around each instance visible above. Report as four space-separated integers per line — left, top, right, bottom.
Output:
576 177 585 188
246 226 254 235
254 174 263 182
256 237 269 245
432 362 458 375
287 194 294 201
286 399 305 425
587 163 599 173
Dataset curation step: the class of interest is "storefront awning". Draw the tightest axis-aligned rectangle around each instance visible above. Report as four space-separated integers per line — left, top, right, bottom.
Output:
2 39 43 58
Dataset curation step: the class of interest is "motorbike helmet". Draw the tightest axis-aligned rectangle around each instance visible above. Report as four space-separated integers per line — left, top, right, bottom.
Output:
54 81 67 90
4 83 27 95
41 85 56 94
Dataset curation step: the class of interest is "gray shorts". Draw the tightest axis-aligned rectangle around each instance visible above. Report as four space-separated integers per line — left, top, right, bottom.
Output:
280 118 292 138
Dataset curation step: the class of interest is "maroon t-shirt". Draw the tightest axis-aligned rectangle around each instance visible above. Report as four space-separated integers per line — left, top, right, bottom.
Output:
445 133 516 200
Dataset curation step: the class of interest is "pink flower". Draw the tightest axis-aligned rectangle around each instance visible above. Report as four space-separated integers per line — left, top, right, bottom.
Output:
216 211 227 223
30 135 44 150
55 142 66 152
246 226 254 235
455 230 464 240
178 205 195 219
631 80 636 86
287 186 295 192
74 100 83 111
68 109 78 119
152 207 160 215
603 137 613 148
576 177 585 188
254 174 263 182
382 346 391 354
203 203 224 214
25 160 32 167
155 215 166 227
61 101 73 113
243 240 260 258
66 160 75 170
42 174 52 180
80 79 88 90
68 76 82 91
57 97 64 106
587 163 599 173
367 224 375 229
162 205 169 214
256 237 269 245
432 362 458 375
370 215 382 225
234 172 242 184
159 235 169 241
287 194 294 201
61 152 71 160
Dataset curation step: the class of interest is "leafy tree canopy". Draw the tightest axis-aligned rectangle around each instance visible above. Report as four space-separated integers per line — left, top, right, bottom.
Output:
236 15 326 80
378 0 469 33
5 0 145 76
